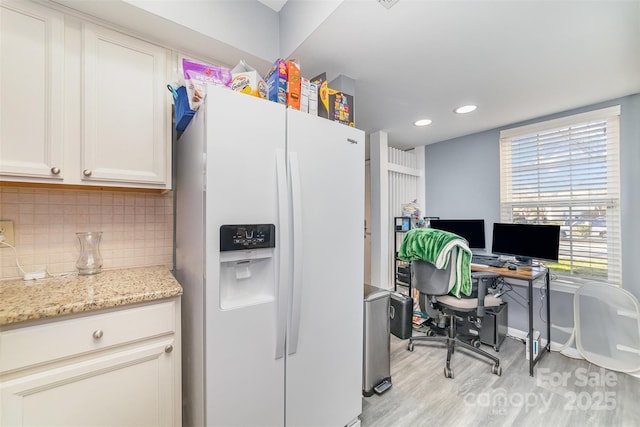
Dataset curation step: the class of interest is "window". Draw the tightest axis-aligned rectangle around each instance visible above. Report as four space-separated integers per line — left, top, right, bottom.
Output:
499 106 621 284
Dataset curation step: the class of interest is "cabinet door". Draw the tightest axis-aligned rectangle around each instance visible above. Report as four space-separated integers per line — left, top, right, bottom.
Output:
0 0 64 181
82 23 169 187
0 338 178 427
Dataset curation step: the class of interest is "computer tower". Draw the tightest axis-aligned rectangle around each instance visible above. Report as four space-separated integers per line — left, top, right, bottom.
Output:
390 292 413 339
480 302 508 351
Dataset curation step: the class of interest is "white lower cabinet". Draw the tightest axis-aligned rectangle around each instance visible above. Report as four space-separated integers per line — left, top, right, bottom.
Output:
0 299 181 427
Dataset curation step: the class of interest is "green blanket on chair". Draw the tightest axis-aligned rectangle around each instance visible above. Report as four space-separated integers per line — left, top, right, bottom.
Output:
398 228 472 297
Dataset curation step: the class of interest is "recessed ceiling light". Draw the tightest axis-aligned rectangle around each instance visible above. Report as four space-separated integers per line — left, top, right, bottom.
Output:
414 119 432 127
454 105 477 114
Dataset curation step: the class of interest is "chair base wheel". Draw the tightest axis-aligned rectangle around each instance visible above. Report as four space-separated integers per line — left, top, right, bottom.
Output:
492 364 502 376
444 367 454 379
407 342 414 352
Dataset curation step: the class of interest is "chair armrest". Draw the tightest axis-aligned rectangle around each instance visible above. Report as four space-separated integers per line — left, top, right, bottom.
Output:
471 272 499 317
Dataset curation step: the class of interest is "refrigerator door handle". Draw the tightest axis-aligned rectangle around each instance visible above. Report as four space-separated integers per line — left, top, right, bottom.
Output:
288 151 303 355
275 149 289 360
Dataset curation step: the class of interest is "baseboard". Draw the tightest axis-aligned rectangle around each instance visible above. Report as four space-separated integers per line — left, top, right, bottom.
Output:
506 327 527 341
506 327 583 359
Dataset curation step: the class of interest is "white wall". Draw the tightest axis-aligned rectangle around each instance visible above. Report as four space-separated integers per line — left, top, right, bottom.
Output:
424 93 640 339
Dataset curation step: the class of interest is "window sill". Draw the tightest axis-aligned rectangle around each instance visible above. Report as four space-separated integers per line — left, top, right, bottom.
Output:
550 279 581 294
550 275 617 294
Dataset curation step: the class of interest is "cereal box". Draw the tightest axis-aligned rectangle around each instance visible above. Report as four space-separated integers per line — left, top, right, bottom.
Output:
286 59 301 110
308 81 318 116
329 91 354 127
311 72 355 126
311 73 329 119
266 59 287 105
300 77 310 113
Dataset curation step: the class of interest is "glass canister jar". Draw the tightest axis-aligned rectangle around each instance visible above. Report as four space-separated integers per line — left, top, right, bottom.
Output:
76 231 103 275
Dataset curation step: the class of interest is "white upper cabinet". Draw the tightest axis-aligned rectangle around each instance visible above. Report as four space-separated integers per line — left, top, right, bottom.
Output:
81 23 169 186
0 2 172 189
0 0 65 181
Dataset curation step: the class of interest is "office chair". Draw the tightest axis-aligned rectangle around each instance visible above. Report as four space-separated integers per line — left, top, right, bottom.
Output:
407 259 503 378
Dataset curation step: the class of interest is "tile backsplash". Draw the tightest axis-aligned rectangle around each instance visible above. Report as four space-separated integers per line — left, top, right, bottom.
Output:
0 186 173 280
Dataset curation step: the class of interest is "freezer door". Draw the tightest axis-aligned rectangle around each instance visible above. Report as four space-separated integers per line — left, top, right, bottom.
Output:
285 109 365 427
203 86 288 427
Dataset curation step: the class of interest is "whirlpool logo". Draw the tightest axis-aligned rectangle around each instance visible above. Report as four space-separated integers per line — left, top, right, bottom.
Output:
347 138 358 145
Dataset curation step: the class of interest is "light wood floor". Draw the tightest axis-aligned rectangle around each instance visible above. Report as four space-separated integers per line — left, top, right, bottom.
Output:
361 330 640 427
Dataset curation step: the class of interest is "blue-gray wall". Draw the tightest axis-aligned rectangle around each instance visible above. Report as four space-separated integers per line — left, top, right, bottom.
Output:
424 94 640 339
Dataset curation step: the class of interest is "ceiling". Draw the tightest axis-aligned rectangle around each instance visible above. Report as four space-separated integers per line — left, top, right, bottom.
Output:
53 0 640 152
282 0 639 150
257 0 289 13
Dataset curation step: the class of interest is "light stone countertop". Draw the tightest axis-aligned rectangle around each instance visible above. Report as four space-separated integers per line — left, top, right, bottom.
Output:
0 266 183 326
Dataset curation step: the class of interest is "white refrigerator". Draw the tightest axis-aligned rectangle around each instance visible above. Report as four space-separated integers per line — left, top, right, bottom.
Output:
175 85 364 427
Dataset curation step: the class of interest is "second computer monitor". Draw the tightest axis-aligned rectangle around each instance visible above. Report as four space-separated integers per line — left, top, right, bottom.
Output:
429 219 486 249
491 222 560 263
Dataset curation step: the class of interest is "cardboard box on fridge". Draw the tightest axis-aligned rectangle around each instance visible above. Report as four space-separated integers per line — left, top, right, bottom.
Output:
266 59 287 105
231 60 267 99
311 73 329 118
300 77 310 113
329 91 354 127
311 72 355 126
308 81 318 116
286 59 301 110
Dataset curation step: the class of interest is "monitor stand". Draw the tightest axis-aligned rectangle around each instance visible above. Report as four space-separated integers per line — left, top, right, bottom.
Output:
471 250 496 258
515 256 532 266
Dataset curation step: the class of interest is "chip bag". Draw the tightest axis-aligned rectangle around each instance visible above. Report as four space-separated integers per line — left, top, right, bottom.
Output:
182 58 232 110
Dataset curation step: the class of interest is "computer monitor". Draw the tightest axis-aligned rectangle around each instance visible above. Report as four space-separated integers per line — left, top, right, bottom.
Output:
429 219 486 249
491 223 560 264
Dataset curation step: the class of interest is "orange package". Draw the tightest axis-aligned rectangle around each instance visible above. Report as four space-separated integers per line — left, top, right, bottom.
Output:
286 60 301 110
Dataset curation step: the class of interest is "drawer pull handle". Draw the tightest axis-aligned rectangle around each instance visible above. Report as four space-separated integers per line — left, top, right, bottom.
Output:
93 329 103 339
164 344 173 353
51 167 61 175
83 169 92 177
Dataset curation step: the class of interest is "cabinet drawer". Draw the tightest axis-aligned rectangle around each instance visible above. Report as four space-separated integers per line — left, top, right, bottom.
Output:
0 300 176 374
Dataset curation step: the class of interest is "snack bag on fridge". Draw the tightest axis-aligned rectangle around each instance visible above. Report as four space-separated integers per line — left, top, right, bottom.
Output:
182 58 232 111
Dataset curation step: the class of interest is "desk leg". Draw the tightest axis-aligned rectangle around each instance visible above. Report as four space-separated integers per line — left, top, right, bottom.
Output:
546 269 551 353
529 268 551 377
528 278 534 376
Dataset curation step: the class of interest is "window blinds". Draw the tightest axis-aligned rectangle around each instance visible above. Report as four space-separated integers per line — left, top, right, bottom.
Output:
499 106 621 284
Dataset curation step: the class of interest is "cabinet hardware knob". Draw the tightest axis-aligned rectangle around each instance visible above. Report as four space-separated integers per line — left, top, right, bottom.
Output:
51 167 61 175
93 329 103 339
164 344 174 353
83 169 92 177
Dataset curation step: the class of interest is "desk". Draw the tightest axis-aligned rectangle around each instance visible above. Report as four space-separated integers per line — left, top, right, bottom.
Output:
471 264 550 376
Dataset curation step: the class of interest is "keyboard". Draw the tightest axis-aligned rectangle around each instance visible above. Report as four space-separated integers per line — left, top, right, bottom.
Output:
471 255 507 268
